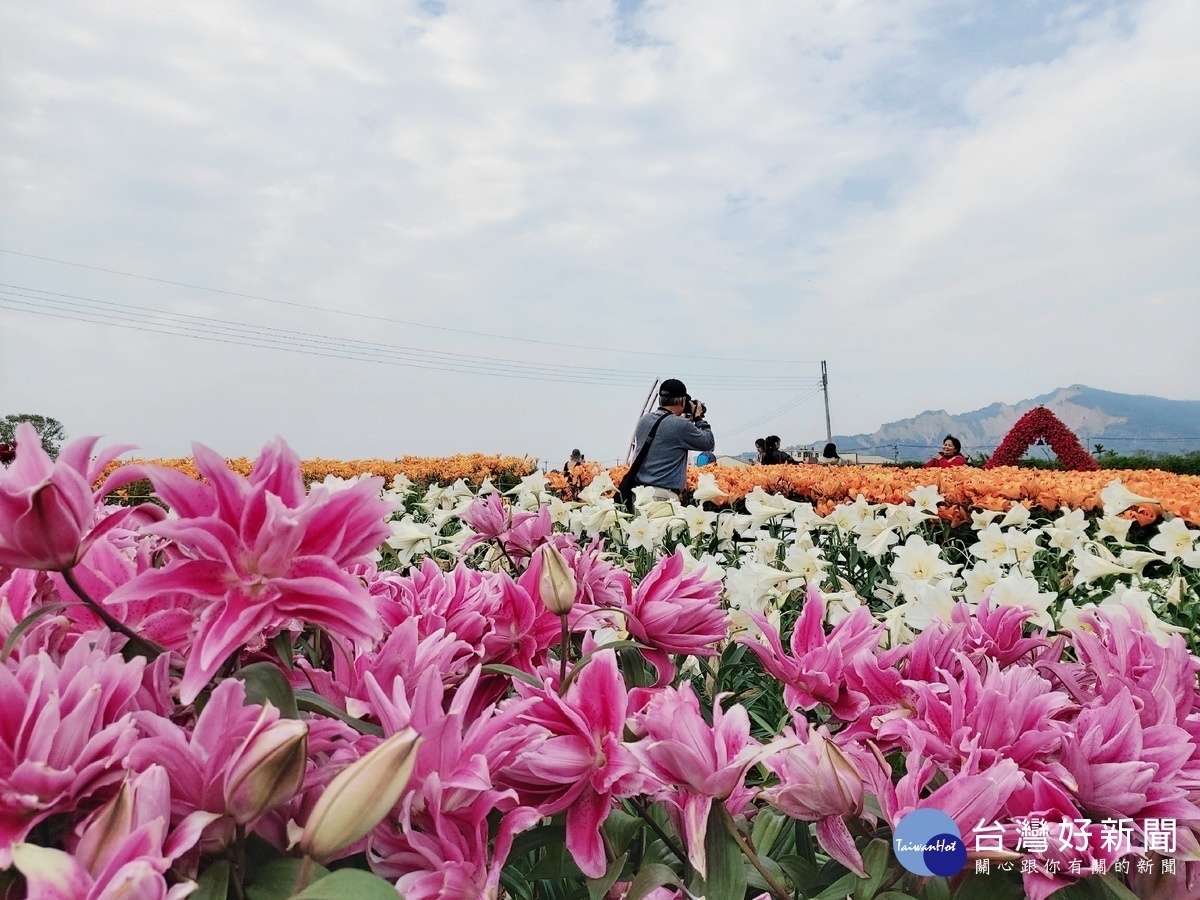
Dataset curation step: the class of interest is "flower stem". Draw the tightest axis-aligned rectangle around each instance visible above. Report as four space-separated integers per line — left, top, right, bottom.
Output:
61 568 166 658
558 614 570 688
628 797 688 869
717 804 791 900
294 855 316 895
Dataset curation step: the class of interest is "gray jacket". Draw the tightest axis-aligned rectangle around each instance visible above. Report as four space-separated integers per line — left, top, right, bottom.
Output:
631 409 715 491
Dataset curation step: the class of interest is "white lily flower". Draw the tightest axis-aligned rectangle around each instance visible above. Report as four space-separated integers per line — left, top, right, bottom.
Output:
682 504 717 539
900 580 962 631
886 504 935 535
677 546 726 583
578 471 616 504
1044 509 1088 553
890 534 958 585
1149 517 1199 561
824 503 861 535
386 516 441 566
724 561 800 612
1094 514 1134 544
390 472 415 493
986 574 1056 628
744 486 797 528
476 477 499 495
860 525 901 560
546 496 574 527
969 523 1017 565
908 484 944 513
1071 547 1135 587
1117 548 1167 574
622 515 660 551
693 472 728 502
788 503 822 533
1005 529 1042 568
783 544 828 582
1067 586 1190 647
823 590 865 627
970 509 1003 530
577 501 618 537
963 561 1006 604
1100 479 1159 517
999 503 1032 529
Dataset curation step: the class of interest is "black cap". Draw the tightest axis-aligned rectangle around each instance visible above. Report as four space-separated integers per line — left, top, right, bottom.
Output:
659 378 687 399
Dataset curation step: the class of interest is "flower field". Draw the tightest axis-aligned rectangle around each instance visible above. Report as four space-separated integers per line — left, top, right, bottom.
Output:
3 424 1200 900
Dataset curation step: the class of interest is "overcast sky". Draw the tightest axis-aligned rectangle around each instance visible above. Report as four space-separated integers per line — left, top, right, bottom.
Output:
2 0 1197 466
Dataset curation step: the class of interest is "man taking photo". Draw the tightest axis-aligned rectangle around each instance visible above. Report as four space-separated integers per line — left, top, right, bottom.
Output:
628 378 715 500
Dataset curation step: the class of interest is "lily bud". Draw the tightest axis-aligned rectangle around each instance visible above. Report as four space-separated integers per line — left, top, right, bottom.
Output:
224 713 309 824
538 544 576 616
299 727 421 863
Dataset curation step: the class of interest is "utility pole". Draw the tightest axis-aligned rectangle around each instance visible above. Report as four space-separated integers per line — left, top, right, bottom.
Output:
821 361 833 445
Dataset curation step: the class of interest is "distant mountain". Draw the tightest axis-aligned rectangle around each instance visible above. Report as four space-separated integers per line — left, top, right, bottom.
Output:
811 386 1200 461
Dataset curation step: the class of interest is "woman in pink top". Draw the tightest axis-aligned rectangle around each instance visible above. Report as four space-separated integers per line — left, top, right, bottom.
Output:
925 435 967 467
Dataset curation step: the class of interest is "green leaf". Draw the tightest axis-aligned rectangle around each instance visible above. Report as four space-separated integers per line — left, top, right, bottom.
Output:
1 603 67 662
699 805 747 900
272 631 295 670
189 861 230 900
874 893 921 900
1094 873 1142 900
293 869 403 899
234 661 300 718
773 853 818 892
625 863 682 900
246 858 330 900
853 838 890 900
810 872 863 900
480 663 544 690
604 808 643 858
923 876 952 900
295 690 384 736
588 852 629 900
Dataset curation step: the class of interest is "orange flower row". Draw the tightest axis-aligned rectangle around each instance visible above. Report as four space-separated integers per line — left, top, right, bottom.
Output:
556 463 1200 525
99 453 539 494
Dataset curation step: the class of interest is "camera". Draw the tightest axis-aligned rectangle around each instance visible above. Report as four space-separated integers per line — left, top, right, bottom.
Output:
684 397 706 420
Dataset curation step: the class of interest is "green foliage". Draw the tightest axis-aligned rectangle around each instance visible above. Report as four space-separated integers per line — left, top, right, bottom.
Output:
0 413 67 457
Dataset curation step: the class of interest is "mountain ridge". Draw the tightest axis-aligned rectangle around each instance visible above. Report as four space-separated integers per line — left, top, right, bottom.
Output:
811 385 1200 461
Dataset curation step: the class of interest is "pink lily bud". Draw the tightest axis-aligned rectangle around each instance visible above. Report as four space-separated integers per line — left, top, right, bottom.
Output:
0 424 131 571
224 713 309 825
299 727 421 863
537 544 576 616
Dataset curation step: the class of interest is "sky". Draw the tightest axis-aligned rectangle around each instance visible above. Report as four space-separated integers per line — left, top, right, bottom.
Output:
2 0 1198 467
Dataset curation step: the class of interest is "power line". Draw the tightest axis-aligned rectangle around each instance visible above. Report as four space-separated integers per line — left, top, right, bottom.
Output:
723 387 825 437
0 247 821 366
1 290 824 390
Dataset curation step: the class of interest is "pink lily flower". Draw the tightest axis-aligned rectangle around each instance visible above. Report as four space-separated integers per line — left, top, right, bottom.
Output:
0 640 145 865
14 765 217 900
762 724 868 876
623 550 728 685
882 660 1073 776
1003 773 1132 900
104 439 391 703
1060 686 1200 823
503 649 646 878
739 584 883 719
628 683 776 877
128 678 309 852
0 423 137 572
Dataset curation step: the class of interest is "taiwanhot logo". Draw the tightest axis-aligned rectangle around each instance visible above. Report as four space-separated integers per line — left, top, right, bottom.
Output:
892 809 967 877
